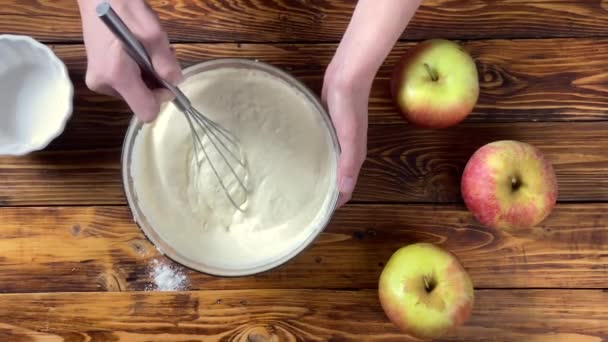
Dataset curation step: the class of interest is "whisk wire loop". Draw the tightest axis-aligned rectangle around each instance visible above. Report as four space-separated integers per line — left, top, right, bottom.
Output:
187 109 249 208
96 2 249 212
183 109 249 212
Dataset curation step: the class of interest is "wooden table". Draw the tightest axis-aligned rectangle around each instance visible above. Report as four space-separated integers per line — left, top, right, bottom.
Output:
1 1 607 341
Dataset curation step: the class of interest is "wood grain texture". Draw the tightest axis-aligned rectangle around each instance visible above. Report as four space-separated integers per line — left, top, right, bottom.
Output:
2 2 606 339
4 0 608 42
2 40 607 206
0 121 605 206
56 39 608 124
358 123 608 203
0 204 605 293
0 149 125 206
0 289 605 341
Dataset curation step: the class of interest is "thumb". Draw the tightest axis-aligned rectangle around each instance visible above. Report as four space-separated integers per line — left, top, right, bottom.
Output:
114 60 161 122
136 4 183 86
337 172 357 207
149 42 183 86
327 92 368 207
337 140 366 207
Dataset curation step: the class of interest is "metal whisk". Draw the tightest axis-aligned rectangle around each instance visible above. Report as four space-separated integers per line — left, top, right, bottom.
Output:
97 3 249 211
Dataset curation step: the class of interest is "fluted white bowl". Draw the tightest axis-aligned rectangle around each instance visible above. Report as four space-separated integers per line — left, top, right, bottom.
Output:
0 35 73 155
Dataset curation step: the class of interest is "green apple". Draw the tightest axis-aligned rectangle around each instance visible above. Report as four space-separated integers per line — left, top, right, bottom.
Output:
379 243 474 340
461 140 558 231
391 39 479 128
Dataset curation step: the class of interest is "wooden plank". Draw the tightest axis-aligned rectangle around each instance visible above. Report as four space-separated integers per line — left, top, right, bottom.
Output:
56 39 608 124
2 40 603 206
0 149 124 206
0 289 605 341
0 121 605 206
3 40 608 204
3 0 608 42
0 204 606 293
358 122 608 203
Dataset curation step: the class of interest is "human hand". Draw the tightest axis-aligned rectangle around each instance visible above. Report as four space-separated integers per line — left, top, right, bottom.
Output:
322 0 420 207
322 64 371 207
77 0 182 122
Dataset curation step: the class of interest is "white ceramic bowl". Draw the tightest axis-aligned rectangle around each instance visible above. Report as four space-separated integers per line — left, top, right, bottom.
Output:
0 35 73 155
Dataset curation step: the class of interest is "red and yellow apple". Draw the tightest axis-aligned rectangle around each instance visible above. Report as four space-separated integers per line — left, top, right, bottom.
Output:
461 140 558 231
391 39 479 129
378 243 474 340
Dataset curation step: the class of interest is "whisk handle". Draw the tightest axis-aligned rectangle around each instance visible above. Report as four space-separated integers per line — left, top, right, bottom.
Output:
96 2 191 111
96 3 162 82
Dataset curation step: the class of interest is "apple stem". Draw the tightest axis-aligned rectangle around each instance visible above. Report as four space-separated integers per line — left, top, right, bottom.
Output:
423 275 436 293
424 63 439 82
511 177 521 191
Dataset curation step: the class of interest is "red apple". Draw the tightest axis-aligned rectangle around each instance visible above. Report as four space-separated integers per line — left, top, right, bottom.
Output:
379 243 474 340
461 140 558 231
391 39 479 128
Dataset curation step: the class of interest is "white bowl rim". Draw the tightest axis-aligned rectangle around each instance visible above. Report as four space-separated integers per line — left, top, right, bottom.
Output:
0 34 74 156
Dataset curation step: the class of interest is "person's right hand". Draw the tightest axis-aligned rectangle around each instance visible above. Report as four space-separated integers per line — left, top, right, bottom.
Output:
77 0 183 122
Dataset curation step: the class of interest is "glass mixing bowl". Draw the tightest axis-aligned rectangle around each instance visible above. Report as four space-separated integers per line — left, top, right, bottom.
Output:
121 58 340 276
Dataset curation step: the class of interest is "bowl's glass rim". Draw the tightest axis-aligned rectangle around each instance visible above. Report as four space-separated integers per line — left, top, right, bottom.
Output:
121 58 341 277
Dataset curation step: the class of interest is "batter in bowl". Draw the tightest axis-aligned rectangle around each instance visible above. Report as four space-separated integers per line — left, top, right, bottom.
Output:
131 64 337 273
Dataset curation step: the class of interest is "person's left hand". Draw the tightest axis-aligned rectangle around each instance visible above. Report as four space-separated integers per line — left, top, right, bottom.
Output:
322 63 372 207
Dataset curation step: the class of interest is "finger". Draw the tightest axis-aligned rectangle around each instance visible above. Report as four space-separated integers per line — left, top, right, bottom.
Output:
327 95 368 208
85 69 120 98
321 70 334 105
134 4 183 85
87 80 120 98
337 186 353 208
321 80 328 105
151 44 183 85
153 88 175 104
113 64 161 122
336 141 366 207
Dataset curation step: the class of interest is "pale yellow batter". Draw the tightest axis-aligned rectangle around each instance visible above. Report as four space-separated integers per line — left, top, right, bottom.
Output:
131 65 337 273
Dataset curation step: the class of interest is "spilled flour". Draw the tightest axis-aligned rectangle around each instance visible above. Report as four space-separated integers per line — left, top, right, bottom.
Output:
146 259 188 291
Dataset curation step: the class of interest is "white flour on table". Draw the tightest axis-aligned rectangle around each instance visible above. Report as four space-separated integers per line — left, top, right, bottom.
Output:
146 259 188 291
